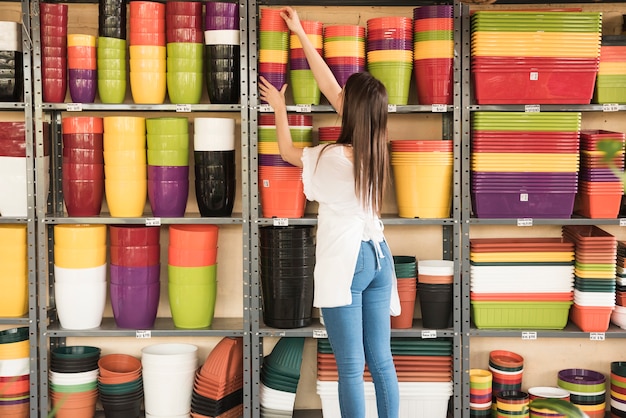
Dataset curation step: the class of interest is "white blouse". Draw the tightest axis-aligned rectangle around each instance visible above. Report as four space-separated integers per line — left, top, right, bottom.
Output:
301 144 400 315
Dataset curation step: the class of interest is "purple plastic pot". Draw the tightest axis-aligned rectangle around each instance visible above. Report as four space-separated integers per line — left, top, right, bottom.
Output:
472 191 576 219
558 369 606 385
147 179 189 217
413 5 453 19
109 263 160 285
205 1 238 18
68 72 97 103
147 165 189 181
110 281 160 329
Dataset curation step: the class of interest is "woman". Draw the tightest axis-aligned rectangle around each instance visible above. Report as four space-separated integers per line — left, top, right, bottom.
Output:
258 7 400 418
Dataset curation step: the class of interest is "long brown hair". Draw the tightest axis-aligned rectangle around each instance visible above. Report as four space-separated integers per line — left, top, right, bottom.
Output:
332 72 389 213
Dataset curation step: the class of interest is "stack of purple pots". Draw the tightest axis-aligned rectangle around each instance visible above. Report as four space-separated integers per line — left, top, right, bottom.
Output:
109 225 161 329
39 2 68 103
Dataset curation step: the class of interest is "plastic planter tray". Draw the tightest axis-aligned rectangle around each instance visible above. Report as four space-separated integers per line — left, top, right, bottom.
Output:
471 301 573 329
472 191 575 218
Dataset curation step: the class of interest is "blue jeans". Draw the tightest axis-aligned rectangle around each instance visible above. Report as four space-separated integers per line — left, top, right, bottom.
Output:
321 240 399 418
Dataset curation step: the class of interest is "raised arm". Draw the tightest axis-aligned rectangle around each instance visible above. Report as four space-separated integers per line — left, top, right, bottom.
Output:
279 7 344 115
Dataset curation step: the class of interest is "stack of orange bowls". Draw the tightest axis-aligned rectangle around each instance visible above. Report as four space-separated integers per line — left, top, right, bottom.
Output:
0 225 27 317
129 1 166 104
289 20 323 105
366 16 413 105
61 116 104 216
259 8 289 96
413 5 454 105
103 116 147 217
323 25 365 88
258 114 311 218
67 34 97 103
166 1 204 104
40 2 68 103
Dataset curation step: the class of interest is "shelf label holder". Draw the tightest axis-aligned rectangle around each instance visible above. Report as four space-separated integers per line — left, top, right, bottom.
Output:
431 104 447 113
589 332 605 341
620 218 626 227
602 104 619 112
66 103 83 112
273 218 289 227
258 104 273 112
524 104 540 113
521 331 537 340
517 218 533 227
145 218 161 227
387 104 397 113
421 330 437 339
296 104 311 113
313 329 328 339
175 104 192 113
136 330 152 339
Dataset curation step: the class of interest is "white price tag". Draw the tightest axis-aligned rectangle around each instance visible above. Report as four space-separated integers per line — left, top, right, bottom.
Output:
529 71 539 81
421 330 437 339
175 104 192 113
521 331 537 340
525 104 540 113
517 218 533 227
258 104 272 112
313 329 328 338
262 179 270 188
135 330 152 339
602 104 619 112
295 104 311 113
590 332 605 341
387 104 397 113
145 218 161 226
66 103 83 112
273 218 289 227
620 218 626 227
519 193 529 202
431 104 447 113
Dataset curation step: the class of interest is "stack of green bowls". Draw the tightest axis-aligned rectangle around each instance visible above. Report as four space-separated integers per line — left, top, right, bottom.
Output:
167 42 204 104
97 36 127 103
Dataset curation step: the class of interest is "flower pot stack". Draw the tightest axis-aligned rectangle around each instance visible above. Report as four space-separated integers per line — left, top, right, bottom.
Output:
168 224 219 328
577 129 625 218
323 25 366 88
366 16 413 105
317 126 341 144
557 368 606 417
489 349 524 417
259 8 289 96
97 0 127 105
469 369 492 417
192 337 244 418
563 225 617 333
260 337 305 417
109 225 161 329
166 1 204 104
290 20 323 105
129 0 166 104
146 117 190 217
204 1 240 104
97 353 144 418
0 21 23 102
0 225 27 317
418 259 454 329
391 255 417 329
0 327 29 418
610 361 626 416
0 122 28 217
103 116 147 217
61 116 104 216
595 35 626 104
412 5 454 105
612 241 626 329
258 114 311 218
49 346 101 418
53 225 107 330
67 34 97 103
193 117 237 217
40 2 68 103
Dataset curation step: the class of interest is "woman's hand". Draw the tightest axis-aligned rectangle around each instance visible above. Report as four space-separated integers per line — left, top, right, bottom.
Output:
258 76 287 113
279 7 304 37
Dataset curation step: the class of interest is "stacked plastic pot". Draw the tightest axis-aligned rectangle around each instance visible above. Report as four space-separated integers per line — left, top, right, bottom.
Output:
109 225 160 329
192 337 244 417
129 0 166 104
204 1 240 104
53 225 107 330
103 116 147 217
611 361 626 416
0 225 27 317
168 224 219 328
97 354 143 418
259 8 289 94
489 349 524 416
290 20 323 105
595 35 626 104
323 25 366 88
258 114 311 218
563 225 617 333
260 337 305 417
577 130 625 218
613 242 626 329
390 139 453 218
194 117 236 217
166 1 203 104
469 369 492 417
141 343 198 418
367 16 413 105
0 21 22 102
97 0 127 105
99 0 126 39
259 226 315 328
392 255 417 329
557 368 606 417
49 346 101 418
40 2 68 103
67 34 97 103
418 259 454 329
0 327 29 418
62 116 104 216
412 5 454 105
318 126 340 144
146 117 189 217
0 122 28 217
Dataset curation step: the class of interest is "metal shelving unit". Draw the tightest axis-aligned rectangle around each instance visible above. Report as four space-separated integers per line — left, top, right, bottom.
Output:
248 1 464 416
30 0 253 416
0 0 38 416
